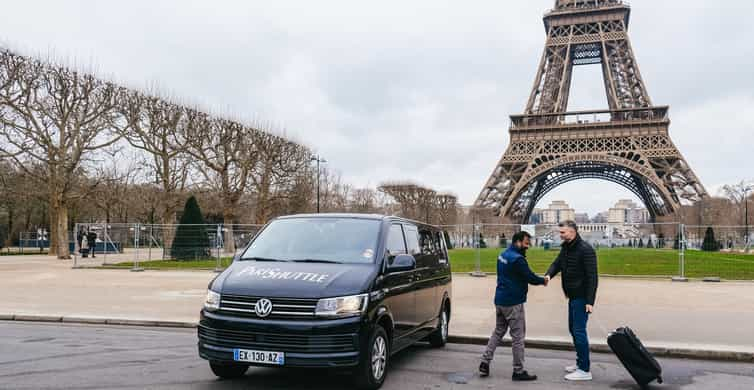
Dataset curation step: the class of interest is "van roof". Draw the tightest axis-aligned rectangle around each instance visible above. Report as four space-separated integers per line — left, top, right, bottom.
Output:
275 213 442 229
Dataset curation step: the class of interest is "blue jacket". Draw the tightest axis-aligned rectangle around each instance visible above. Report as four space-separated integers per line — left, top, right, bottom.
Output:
495 245 546 306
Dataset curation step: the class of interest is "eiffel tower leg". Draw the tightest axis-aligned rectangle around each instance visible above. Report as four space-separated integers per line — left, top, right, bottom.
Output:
526 44 572 115
602 36 652 108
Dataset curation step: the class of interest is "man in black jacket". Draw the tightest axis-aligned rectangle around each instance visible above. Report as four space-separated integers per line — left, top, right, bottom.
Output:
545 220 598 381
87 229 98 258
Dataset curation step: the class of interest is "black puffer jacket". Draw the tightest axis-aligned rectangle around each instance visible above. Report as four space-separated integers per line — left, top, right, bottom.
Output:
546 235 598 305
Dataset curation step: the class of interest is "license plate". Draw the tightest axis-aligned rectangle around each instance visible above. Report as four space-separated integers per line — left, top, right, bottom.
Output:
233 349 285 365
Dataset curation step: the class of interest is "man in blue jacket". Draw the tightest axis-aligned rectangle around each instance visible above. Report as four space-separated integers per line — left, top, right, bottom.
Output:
479 231 547 381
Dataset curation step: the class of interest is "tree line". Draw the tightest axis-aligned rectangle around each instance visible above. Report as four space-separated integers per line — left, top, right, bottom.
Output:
0 48 307 257
0 48 460 257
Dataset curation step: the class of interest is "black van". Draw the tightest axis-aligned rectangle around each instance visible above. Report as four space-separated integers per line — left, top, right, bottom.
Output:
198 214 452 389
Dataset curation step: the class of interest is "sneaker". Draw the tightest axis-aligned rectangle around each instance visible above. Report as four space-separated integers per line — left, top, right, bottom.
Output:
512 371 538 381
565 369 592 381
479 362 490 377
565 365 578 373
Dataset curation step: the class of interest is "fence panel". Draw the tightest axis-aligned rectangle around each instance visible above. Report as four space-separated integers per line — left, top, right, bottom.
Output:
72 223 263 270
64 221 753 280
683 225 754 280
442 222 686 279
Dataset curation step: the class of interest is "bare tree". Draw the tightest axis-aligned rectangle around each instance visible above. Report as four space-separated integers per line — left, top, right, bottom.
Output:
179 113 259 252
435 193 459 225
90 158 142 224
249 133 312 224
350 188 385 214
0 51 121 258
722 180 754 230
113 91 190 225
378 182 438 223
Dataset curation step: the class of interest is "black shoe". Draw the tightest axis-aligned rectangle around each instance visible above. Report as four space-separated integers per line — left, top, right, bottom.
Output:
479 362 490 377
512 371 537 381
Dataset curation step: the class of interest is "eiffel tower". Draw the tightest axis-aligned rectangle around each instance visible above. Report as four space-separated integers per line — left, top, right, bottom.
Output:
475 0 707 223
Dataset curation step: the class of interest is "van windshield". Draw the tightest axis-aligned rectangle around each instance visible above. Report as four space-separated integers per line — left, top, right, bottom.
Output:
240 218 382 264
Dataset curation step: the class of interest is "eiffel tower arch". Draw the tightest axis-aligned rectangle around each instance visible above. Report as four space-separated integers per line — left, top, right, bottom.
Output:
475 0 707 223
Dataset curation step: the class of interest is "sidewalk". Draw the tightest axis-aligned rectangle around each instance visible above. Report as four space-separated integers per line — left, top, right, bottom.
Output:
2 254 754 356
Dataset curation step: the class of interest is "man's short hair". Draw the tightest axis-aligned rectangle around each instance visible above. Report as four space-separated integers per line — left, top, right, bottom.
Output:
558 220 579 232
512 231 532 244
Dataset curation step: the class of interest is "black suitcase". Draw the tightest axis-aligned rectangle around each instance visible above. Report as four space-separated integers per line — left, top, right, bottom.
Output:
607 327 663 388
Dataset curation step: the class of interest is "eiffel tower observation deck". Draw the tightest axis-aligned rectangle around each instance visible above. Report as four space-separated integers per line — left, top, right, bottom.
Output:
475 0 707 224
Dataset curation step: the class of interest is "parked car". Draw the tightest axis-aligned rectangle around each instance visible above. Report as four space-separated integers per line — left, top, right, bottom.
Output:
198 214 452 389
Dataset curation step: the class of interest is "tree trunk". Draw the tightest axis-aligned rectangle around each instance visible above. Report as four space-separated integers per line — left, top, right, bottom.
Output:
162 208 177 255
49 196 58 256
254 169 272 225
54 202 70 259
5 207 13 248
222 208 236 253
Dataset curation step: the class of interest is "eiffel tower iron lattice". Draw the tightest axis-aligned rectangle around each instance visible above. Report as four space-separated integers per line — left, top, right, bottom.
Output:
475 0 707 223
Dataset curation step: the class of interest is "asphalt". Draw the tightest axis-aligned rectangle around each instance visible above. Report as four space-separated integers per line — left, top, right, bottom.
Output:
1 321 753 390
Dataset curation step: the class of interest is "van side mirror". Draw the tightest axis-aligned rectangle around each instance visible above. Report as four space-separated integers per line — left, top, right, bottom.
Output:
388 254 416 273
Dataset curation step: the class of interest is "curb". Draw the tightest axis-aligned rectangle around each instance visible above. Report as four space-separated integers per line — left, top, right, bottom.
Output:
446 335 754 363
1 314 197 329
3 314 752 363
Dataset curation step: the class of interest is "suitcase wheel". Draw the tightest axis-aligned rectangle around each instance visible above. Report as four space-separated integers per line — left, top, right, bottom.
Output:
657 377 663 384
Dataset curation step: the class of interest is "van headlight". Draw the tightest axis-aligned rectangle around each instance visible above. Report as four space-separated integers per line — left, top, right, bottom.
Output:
315 294 368 318
204 290 221 312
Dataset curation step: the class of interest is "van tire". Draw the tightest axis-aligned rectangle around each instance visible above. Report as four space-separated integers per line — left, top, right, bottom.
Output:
209 361 248 379
354 325 389 390
428 304 449 348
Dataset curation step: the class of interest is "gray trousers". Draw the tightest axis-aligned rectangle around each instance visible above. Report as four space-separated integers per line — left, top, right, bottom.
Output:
481 304 526 373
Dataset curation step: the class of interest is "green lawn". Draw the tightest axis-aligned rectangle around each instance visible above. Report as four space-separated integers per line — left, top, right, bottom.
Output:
102 248 754 280
105 257 233 270
447 248 754 280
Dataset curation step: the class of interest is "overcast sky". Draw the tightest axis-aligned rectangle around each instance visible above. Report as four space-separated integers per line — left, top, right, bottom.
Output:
1 0 752 216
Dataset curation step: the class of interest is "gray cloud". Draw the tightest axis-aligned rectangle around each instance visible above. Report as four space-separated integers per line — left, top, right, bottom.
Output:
2 0 751 216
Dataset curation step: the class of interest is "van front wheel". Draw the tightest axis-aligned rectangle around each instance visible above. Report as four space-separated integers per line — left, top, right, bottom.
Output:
354 325 389 389
209 361 248 379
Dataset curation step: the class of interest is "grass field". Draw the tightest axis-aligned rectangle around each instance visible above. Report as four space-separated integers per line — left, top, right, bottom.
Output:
447 247 754 280
104 248 754 280
105 258 233 270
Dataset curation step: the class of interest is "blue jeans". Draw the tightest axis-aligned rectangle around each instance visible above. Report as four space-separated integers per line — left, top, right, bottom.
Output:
568 298 590 372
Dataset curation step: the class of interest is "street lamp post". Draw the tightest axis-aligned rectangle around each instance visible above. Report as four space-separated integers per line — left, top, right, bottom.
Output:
745 185 752 246
311 155 327 213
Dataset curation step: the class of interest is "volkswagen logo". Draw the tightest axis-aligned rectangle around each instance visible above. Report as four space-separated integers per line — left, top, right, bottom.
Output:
255 298 273 318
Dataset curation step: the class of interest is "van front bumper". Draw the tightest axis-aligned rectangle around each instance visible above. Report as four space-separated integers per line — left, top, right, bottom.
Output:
197 310 367 368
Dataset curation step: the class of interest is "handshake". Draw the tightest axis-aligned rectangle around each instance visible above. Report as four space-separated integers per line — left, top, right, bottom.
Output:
543 275 551 287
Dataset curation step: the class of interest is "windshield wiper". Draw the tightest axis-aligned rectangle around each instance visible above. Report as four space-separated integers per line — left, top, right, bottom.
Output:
291 259 342 264
241 257 289 262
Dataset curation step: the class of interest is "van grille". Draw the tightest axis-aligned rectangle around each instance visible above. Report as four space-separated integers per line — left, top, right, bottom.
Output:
198 325 357 353
218 294 318 320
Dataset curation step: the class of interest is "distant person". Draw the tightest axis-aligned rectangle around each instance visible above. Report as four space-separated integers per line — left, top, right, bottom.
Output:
77 229 84 251
87 229 98 258
37 228 44 252
479 231 547 381
544 220 598 382
81 234 89 258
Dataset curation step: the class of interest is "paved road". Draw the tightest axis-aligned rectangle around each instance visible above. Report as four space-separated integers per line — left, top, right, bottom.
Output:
1 322 753 389
3 256 754 352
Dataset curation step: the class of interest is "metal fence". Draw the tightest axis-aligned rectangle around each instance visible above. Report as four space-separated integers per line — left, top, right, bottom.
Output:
67 221 753 281
442 222 753 281
71 223 263 270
